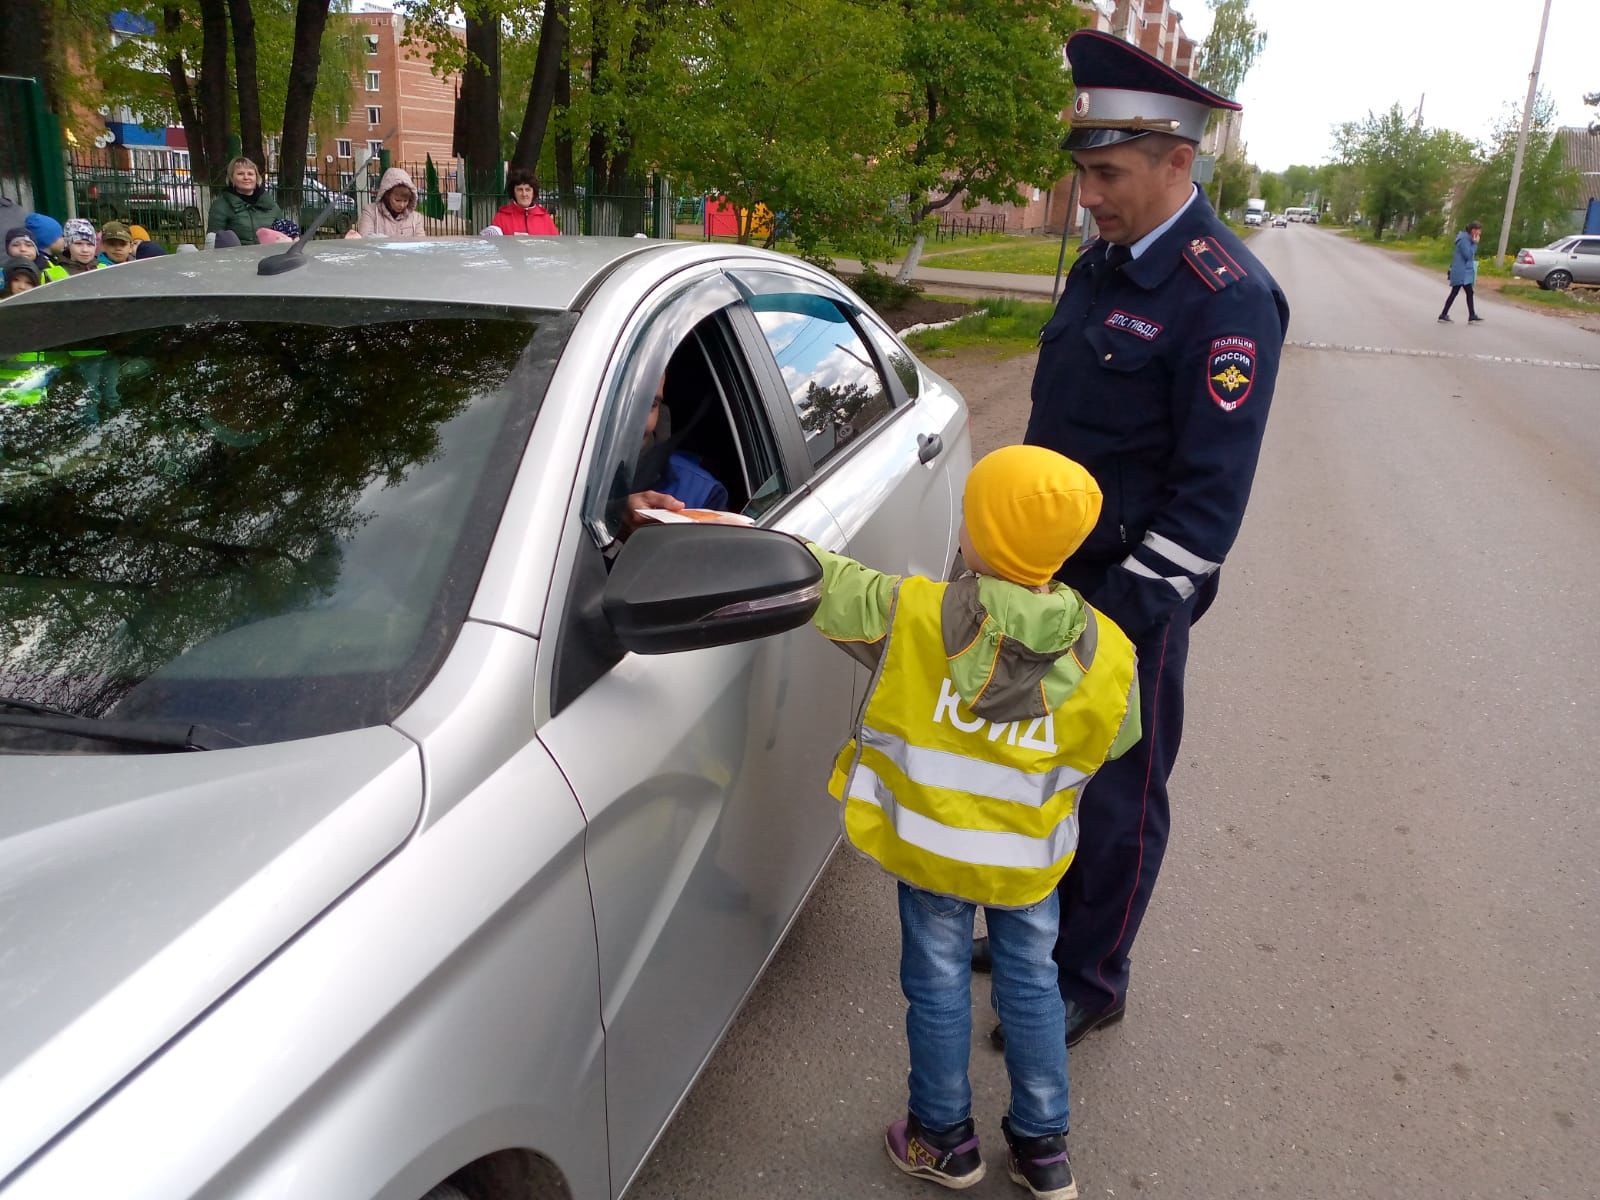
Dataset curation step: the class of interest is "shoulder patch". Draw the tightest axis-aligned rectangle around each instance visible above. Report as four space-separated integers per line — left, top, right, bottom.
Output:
1207 336 1256 411
1182 237 1248 292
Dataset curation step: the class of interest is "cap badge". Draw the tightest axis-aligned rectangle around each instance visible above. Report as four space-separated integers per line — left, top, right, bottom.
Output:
1073 91 1091 118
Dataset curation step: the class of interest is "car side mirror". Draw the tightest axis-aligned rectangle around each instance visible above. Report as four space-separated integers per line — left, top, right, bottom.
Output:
602 523 822 654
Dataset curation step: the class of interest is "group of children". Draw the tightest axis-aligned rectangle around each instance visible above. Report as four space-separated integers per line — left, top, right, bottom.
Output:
2 214 169 298
803 444 1142 1200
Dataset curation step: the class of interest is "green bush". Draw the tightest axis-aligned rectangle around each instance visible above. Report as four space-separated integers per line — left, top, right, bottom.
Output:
848 266 924 309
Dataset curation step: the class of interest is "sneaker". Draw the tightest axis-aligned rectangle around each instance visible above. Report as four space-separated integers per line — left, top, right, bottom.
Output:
1002 1116 1078 1200
886 1114 985 1190
1437 315 1452 323
1468 315 1485 323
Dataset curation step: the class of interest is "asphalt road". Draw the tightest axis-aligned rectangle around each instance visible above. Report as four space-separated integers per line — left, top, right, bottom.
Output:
631 226 1600 1200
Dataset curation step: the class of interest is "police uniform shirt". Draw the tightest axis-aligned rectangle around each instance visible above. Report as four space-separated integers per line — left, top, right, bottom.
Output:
1025 187 1290 641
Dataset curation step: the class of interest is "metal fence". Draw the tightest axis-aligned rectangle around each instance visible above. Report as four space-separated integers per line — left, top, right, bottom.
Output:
63 154 668 245
382 162 668 238
933 213 1006 239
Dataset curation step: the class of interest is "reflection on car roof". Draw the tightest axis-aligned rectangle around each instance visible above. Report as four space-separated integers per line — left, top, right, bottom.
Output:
7 236 672 313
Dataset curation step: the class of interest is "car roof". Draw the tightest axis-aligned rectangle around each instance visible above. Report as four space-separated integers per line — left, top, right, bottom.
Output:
11 236 672 313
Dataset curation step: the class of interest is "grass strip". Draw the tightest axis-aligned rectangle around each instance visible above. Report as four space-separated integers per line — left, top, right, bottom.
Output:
904 298 1058 356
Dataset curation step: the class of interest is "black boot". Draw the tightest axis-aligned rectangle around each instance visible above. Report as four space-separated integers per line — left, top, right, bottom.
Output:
1002 1115 1077 1199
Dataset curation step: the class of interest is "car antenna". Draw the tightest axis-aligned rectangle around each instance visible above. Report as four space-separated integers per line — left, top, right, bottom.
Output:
257 199 339 276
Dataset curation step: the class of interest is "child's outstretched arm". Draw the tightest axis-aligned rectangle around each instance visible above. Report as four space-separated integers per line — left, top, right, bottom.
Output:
805 545 901 668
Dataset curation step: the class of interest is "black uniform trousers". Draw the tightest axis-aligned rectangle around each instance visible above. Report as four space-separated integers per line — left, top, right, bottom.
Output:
1051 563 1215 1015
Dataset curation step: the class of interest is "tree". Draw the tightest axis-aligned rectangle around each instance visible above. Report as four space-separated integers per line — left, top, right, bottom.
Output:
508 0 565 172
193 0 233 180
1193 0 1265 113
1214 150 1253 213
1257 173 1286 213
1460 93 1579 255
228 0 265 169
890 0 1083 281
1334 104 1476 239
454 2 502 193
276 0 333 207
640 0 906 257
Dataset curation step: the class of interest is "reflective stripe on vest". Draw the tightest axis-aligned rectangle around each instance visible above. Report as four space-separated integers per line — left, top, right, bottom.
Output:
846 763 1081 869
859 725 1089 808
829 574 1136 908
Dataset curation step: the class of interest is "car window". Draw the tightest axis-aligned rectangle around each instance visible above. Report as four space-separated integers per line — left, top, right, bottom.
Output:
0 297 570 750
858 314 921 400
1573 240 1600 256
749 293 896 468
584 303 791 549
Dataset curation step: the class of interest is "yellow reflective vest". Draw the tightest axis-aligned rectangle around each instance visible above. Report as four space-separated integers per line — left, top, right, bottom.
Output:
828 575 1137 908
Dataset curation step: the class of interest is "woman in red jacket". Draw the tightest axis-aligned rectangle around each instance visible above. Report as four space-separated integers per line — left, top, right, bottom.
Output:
491 169 558 236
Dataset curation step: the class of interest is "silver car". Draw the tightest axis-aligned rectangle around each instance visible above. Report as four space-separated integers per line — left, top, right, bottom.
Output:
1511 234 1600 289
0 237 970 1199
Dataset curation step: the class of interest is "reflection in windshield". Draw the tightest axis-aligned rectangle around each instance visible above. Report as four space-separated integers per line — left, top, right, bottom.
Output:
0 310 559 750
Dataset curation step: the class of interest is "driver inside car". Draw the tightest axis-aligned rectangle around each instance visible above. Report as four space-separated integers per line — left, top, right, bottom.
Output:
623 367 730 533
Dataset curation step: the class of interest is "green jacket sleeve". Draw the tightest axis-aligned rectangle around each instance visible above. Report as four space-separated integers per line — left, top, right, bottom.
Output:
206 193 232 238
1106 676 1142 759
806 544 899 648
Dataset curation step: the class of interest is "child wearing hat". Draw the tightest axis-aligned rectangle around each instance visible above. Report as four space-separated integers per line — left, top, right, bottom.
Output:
5 227 66 284
22 214 69 281
61 219 103 275
97 221 135 265
805 445 1141 1200
3 256 41 297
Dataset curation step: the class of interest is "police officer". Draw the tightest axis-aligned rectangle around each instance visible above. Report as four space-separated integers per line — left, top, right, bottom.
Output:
977 29 1289 1049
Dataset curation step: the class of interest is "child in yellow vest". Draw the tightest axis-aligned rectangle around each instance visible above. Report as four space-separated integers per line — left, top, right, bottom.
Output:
807 445 1141 1200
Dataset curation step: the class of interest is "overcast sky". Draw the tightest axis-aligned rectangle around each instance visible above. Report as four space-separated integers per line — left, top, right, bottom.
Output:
1181 0 1597 170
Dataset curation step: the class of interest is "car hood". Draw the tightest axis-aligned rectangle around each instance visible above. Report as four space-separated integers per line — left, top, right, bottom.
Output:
0 726 422 1183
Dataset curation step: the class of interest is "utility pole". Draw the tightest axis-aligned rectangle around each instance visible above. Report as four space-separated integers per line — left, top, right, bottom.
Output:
1496 0 1555 265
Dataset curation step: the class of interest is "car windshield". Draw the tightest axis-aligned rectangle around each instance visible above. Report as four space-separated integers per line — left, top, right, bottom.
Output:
0 298 571 752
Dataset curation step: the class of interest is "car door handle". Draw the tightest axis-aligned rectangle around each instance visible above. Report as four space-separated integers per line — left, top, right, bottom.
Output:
917 432 944 464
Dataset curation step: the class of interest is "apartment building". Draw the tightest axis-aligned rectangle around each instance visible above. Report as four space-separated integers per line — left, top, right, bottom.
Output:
316 11 459 191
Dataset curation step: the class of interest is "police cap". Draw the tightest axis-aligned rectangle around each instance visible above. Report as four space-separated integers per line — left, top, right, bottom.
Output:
1064 29 1241 151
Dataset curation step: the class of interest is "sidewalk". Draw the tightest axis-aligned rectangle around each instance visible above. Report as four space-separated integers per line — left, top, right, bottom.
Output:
833 257 1061 298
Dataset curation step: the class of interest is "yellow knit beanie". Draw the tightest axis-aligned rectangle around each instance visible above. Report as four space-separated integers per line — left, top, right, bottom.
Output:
962 446 1103 587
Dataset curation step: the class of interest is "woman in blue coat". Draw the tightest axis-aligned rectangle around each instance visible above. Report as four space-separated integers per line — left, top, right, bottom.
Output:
1439 220 1484 323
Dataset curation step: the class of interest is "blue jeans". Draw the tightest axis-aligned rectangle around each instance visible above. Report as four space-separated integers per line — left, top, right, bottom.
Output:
898 882 1069 1139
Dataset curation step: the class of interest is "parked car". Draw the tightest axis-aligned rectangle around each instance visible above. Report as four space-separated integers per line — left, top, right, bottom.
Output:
71 170 203 230
1512 235 1600 290
295 176 357 234
0 236 969 1200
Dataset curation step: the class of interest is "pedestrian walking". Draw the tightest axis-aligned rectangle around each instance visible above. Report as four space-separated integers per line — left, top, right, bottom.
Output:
491 169 558 236
206 156 283 246
808 446 1141 1200
974 30 1289 1052
1439 221 1483 323
354 166 428 239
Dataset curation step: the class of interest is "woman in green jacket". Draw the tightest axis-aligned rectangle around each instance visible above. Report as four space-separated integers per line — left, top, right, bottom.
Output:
207 157 283 246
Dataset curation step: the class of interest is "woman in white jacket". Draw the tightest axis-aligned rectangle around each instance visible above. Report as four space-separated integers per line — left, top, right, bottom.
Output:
352 167 427 239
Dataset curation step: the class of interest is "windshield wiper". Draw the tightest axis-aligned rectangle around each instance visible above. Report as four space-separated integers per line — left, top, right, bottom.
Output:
0 702 242 751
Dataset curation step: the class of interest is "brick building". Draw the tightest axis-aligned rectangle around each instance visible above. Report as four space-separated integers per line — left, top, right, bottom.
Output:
310 11 460 192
